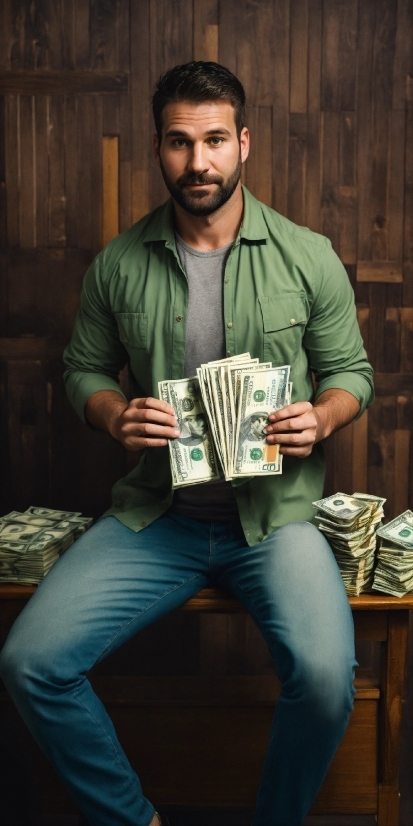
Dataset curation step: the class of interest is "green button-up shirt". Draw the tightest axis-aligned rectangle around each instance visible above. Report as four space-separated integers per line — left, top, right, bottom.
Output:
63 186 374 545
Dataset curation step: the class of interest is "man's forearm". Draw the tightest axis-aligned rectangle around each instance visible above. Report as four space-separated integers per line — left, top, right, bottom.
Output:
85 390 129 439
313 388 360 443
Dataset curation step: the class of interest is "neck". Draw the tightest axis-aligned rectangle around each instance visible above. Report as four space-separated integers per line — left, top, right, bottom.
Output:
173 183 243 251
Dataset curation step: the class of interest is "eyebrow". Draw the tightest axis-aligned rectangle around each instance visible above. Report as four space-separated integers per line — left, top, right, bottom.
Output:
165 127 232 138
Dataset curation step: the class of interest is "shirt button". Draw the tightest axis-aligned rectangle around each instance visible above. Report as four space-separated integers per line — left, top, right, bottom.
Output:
227 322 233 328
176 315 183 322
290 318 296 325
115 499 123 507
140 521 147 527
224 278 229 284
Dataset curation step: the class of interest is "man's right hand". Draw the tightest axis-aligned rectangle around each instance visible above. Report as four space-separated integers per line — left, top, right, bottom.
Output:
85 391 180 451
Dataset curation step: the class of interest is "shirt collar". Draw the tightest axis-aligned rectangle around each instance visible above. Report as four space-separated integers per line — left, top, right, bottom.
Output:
141 185 269 246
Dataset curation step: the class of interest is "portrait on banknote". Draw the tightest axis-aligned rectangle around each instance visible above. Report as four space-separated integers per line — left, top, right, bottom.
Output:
177 412 208 447
237 412 268 445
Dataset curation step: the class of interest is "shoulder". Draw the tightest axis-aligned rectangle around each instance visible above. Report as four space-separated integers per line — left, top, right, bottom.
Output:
99 199 172 276
243 186 330 260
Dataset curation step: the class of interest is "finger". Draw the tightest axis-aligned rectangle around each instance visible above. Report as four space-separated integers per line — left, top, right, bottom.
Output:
124 437 170 451
268 402 313 422
266 430 315 447
266 414 316 434
278 444 313 457
122 421 180 440
131 396 176 418
124 406 178 428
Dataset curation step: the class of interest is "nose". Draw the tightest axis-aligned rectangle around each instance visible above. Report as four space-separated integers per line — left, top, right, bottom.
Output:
187 141 209 174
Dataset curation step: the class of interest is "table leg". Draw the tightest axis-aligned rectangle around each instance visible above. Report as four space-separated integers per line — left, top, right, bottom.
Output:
378 610 409 826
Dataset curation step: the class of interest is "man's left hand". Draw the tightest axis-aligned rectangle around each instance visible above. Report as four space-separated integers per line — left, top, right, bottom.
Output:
265 402 323 458
265 389 361 458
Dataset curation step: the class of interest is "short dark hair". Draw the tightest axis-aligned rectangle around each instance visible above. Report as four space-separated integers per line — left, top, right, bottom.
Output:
152 61 246 141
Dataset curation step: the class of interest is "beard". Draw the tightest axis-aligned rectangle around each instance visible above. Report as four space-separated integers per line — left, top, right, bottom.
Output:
159 153 242 216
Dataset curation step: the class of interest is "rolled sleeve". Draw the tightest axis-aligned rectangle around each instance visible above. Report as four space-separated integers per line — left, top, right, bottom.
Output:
304 240 374 416
63 252 127 422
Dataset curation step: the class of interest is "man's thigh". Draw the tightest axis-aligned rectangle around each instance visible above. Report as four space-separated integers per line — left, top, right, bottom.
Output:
219 521 356 684
4 514 211 676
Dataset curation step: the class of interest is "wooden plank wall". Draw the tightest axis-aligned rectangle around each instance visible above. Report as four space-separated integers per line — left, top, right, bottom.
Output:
0 2 412 822
0 0 412 520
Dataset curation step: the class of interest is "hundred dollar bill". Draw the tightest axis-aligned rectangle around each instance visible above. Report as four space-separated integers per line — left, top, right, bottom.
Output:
0 520 45 544
159 377 220 488
196 367 224 469
227 362 271 473
26 506 82 520
312 493 369 523
313 490 386 596
0 507 93 584
353 493 387 508
376 510 413 550
233 366 290 476
196 355 256 475
2 511 64 528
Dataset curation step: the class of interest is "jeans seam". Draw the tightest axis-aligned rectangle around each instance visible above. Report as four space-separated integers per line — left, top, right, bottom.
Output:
95 573 204 664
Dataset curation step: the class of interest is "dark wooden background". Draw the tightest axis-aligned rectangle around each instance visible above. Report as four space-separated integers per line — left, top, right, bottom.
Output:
0 1 412 824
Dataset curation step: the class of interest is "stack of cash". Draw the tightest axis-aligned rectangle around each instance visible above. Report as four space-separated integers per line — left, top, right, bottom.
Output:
159 354 292 488
373 511 413 597
312 492 386 595
0 506 93 584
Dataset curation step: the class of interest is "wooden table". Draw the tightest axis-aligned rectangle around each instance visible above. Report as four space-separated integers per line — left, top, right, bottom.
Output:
1 585 412 825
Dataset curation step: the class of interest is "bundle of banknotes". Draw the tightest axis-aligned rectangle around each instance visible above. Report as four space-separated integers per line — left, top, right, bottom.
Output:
312 492 386 596
0 506 93 584
373 511 413 597
159 354 292 488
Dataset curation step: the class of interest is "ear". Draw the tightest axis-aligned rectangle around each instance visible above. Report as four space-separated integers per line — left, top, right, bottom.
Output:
153 133 161 166
240 127 250 164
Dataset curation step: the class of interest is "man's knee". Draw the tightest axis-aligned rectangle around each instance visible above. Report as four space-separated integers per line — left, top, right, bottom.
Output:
0 634 28 694
288 651 356 721
0 629 55 697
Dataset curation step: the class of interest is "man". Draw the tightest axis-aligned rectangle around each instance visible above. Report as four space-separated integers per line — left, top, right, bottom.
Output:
1 62 374 826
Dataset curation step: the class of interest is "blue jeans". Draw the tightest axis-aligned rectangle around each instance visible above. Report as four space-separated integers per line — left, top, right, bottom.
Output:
0 515 356 826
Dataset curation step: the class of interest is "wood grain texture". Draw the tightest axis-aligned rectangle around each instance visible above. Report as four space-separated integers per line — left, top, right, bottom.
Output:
102 136 119 246
0 5 412 817
194 0 219 62
357 261 403 282
0 70 129 95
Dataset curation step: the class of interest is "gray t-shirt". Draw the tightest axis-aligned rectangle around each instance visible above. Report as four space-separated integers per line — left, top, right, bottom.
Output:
170 234 239 522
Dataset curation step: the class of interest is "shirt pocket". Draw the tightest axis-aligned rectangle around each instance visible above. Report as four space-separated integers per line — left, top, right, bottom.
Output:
114 312 148 350
114 312 151 394
258 293 309 365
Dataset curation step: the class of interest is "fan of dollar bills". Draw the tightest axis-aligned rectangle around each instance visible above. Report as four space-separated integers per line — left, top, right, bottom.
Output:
0 507 93 584
159 354 292 488
373 510 413 597
312 492 386 596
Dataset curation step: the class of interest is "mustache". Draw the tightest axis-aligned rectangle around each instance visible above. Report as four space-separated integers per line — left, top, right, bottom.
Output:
176 172 223 187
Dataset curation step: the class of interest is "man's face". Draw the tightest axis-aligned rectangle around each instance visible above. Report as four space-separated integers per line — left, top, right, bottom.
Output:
186 414 207 438
250 415 267 440
153 101 249 216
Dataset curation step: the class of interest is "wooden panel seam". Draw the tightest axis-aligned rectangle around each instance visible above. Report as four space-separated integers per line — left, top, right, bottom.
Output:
357 262 403 282
0 71 129 95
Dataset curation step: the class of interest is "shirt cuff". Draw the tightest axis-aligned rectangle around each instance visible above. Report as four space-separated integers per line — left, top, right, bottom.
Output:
314 373 374 418
65 372 127 423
